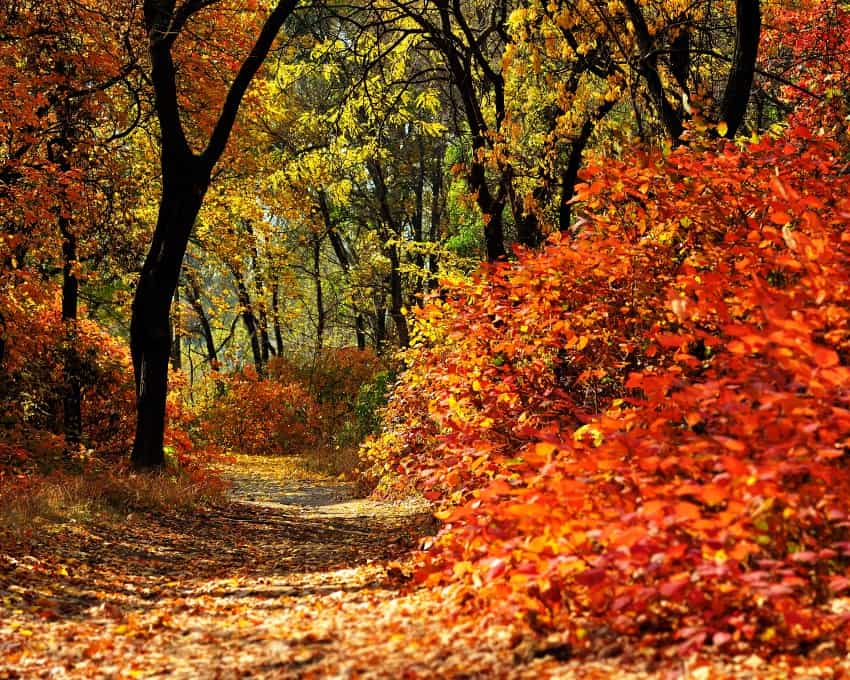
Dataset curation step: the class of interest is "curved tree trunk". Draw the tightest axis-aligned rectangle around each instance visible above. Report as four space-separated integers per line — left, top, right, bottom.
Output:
231 264 264 376
131 158 207 468
185 273 217 366
131 0 298 468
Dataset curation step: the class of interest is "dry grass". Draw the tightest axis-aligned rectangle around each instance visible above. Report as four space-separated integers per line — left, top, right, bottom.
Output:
0 468 225 531
300 445 365 479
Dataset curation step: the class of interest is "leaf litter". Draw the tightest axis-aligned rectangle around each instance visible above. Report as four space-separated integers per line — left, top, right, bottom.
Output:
0 456 845 678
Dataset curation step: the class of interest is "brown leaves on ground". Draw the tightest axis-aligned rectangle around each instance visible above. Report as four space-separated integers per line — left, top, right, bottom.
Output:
0 456 845 678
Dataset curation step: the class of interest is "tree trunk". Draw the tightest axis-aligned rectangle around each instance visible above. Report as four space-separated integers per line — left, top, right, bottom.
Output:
131 163 207 468
413 139 426 295
470 157 507 261
322 192 366 347
244 220 274 359
271 282 284 355
48 75 83 450
373 300 387 354
60 219 82 448
132 0 299 468
185 272 217 366
622 0 685 142
170 282 182 370
232 264 264 376
387 243 409 348
354 314 366 351
559 101 616 232
719 0 761 138
313 235 325 353
427 147 444 292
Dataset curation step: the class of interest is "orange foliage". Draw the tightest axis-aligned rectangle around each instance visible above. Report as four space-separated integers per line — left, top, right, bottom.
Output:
200 368 321 457
363 122 850 654
0 286 135 468
269 348 384 444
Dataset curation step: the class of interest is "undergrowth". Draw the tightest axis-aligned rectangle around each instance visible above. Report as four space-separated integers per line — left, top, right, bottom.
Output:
0 467 226 534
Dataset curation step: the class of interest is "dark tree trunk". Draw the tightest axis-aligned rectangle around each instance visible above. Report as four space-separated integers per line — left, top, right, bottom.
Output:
170 282 182 370
669 15 691 96
271 282 284 354
354 314 366 351
373 301 387 354
413 139 426 295
244 220 274 360
622 0 684 142
719 0 761 138
131 160 207 468
322 195 368 350
313 235 325 353
368 159 410 347
48 72 83 450
387 243 409 348
185 271 217 366
60 219 82 448
558 101 616 232
427 148 444 292
513 182 546 250
470 155 507 262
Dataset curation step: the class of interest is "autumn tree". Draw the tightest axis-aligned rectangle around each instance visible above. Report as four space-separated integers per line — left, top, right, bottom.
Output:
0 0 144 448
130 0 299 468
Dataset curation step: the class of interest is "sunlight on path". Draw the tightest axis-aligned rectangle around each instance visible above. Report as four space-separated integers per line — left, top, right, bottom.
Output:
1 455 817 679
0 455 572 679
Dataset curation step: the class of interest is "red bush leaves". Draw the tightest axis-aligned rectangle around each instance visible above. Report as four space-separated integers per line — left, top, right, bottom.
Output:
363 125 850 655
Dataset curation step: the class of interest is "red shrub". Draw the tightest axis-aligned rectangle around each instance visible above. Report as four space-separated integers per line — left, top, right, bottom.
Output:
201 368 321 456
363 127 850 654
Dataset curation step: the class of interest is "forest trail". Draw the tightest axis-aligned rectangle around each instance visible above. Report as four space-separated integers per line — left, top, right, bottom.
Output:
0 456 623 679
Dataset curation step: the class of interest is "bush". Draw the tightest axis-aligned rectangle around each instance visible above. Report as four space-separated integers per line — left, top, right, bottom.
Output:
0 287 135 470
200 368 321 456
362 126 850 655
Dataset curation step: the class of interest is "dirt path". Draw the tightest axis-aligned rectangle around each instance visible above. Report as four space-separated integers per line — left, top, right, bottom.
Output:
1 456 606 679
3 457 833 679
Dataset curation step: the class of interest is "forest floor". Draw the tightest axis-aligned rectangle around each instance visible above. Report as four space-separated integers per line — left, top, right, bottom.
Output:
0 456 845 679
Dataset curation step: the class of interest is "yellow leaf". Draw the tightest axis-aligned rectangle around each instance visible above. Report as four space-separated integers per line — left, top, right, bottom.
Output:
717 121 729 137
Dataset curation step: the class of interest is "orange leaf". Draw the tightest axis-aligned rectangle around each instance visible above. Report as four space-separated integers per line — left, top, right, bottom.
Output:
813 346 839 368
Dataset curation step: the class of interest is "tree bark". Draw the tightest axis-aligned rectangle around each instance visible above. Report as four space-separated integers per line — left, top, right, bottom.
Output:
354 314 366 351
312 235 325 353
48 70 83 450
559 100 617 231
321 191 366 347
185 270 217 366
271 282 284 355
622 0 684 142
60 218 82 448
719 0 761 138
131 156 207 468
170 282 182 370
244 220 274 359
368 159 410 347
